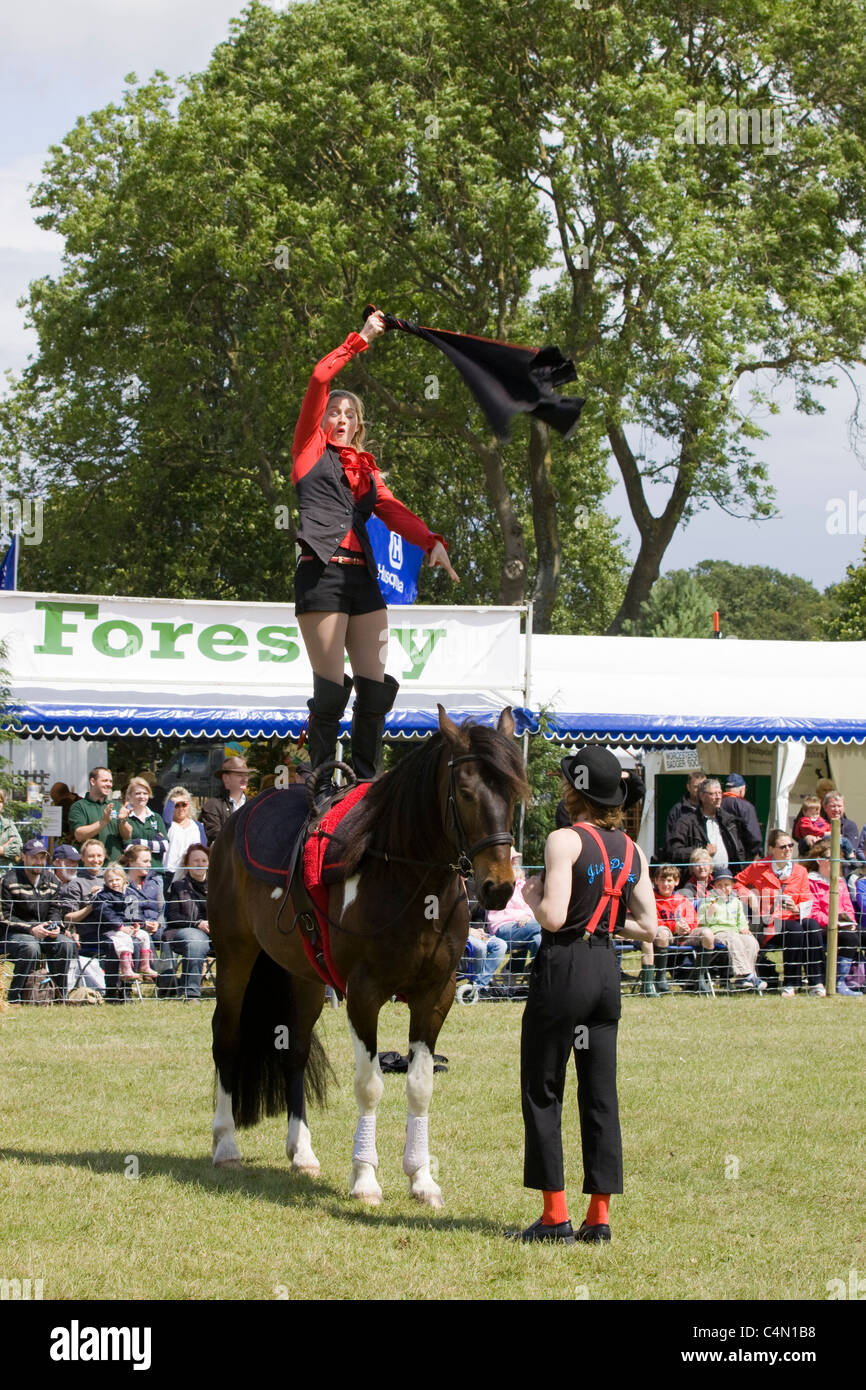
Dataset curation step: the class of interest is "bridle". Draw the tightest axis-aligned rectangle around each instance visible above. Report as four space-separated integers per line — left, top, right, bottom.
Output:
447 753 513 877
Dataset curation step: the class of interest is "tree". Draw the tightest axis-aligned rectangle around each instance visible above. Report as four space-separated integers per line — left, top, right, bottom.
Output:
1 0 625 629
691 560 828 640
823 541 866 639
622 570 717 638
5 0 866 632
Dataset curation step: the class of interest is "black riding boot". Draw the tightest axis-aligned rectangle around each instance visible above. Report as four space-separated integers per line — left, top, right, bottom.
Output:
306 673 353 772
350 675 399 781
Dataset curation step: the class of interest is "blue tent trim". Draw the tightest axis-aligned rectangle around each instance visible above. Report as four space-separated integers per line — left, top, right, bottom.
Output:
10 702 536 740
523 710 866 744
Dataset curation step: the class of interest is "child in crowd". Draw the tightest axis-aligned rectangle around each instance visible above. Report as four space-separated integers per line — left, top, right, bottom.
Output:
64 865 158 981
648 863 714 995
696 867 766 992
793 795 830 849
679 848 714 903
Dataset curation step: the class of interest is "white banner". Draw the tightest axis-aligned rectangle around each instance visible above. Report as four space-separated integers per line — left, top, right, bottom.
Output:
0 592 525 706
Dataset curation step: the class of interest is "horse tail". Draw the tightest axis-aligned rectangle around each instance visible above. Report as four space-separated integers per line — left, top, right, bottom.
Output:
233 951 331 1127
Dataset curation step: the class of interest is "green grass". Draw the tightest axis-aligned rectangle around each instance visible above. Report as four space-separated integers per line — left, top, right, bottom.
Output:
1 994 864 1300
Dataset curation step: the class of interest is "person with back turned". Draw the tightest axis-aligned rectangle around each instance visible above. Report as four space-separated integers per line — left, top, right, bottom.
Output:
509 747 656 1244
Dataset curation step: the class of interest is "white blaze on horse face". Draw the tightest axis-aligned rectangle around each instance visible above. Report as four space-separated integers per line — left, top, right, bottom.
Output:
212 1077 242 1166
342 875 360 917
348 1019 384 1203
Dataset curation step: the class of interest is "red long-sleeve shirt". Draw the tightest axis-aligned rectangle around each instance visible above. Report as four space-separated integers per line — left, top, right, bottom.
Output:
292 333 444 555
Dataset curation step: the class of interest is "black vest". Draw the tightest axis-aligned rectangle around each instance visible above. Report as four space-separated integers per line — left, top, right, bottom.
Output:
561 827 638 937
295 445 378 571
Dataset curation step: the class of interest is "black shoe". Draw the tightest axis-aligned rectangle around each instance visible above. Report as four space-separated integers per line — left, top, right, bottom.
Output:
575 1221 611 1243
507 1217 575 1244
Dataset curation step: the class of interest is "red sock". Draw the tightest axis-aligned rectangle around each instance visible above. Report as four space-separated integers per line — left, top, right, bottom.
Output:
542 1189 569 1225
585 1194 610 1226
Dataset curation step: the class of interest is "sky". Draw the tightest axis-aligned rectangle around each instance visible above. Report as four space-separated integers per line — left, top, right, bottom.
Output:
2 0 865 594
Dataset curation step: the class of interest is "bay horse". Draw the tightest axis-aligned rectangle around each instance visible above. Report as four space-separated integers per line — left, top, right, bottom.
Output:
208 705 528 1207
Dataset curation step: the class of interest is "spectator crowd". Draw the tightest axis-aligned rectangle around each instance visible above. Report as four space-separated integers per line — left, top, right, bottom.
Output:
2 755 865 1004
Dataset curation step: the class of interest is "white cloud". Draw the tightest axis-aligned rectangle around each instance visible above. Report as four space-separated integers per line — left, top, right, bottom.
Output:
0 158 64 255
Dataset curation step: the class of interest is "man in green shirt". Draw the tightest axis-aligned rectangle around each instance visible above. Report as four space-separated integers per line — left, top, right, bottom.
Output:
68 767 125 859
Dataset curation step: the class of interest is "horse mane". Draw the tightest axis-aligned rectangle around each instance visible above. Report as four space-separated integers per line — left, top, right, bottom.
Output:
335 723 530 875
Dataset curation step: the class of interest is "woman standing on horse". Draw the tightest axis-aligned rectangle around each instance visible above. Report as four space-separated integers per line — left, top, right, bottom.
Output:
292 309 458 784
514 748 656 1245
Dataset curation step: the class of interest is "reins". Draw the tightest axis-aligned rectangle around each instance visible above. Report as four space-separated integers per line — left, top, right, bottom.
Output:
278 749 514 940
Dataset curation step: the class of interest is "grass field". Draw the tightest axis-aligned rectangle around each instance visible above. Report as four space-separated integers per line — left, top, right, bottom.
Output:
1 993 864 1302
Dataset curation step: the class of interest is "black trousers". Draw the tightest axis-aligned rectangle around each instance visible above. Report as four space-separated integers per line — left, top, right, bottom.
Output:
521 932 623 1194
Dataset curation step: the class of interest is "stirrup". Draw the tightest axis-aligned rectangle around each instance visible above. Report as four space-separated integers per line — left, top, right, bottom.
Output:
306 761 358 818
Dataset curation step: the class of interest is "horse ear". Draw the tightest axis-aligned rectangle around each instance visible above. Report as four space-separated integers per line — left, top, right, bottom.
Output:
437 704 462 745
497 706 515 738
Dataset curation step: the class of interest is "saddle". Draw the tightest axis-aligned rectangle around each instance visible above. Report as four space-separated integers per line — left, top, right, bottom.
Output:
234 782 371 996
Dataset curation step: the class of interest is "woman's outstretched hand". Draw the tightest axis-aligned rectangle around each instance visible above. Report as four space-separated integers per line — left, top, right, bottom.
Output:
359 309 386 344
426 540 459 582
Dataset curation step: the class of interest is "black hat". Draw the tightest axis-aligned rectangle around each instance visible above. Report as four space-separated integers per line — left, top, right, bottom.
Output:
559 747 626 807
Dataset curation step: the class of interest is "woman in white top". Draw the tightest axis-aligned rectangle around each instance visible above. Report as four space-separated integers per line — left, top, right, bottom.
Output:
163 786 206 876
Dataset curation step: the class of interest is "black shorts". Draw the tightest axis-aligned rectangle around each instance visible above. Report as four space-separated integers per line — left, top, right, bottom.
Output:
294 555 386 616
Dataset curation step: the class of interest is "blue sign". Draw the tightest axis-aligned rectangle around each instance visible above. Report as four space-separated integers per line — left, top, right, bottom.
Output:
367 515 423 605
0 534 18 591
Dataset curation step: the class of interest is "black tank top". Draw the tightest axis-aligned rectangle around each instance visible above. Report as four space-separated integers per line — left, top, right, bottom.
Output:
561 824 639 937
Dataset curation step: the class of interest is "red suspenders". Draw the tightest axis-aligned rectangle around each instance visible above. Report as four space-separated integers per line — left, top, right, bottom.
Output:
574 823 635 936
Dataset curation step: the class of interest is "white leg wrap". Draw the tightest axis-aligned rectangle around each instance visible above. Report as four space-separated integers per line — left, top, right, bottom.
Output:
286 1116 320 1174
352 1113 379 1168
212 1078 242 1166
402 1114 429 1176
348 1020 384 1202
403 1042 443 1207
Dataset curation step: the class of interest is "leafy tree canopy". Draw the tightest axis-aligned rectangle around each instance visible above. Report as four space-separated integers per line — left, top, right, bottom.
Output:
3 0 866 634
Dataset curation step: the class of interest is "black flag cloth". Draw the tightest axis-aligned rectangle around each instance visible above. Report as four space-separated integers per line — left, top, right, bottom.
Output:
363 307 585 443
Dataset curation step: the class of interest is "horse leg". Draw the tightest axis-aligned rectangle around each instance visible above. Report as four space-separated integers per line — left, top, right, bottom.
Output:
403 979 455 1208
285 975 327 1176
346 984 384 1204
211 939 258 1167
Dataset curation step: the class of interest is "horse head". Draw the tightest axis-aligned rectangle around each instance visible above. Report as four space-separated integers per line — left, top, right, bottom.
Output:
437 704 529 911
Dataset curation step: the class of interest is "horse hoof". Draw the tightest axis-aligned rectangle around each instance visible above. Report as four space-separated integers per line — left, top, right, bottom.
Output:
353 1190 382 1205
292 1162 321 1178
214 1157 243 1169
412 1189 444 1209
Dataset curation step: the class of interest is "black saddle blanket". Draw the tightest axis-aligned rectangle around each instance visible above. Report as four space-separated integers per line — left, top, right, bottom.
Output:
234 785 309 887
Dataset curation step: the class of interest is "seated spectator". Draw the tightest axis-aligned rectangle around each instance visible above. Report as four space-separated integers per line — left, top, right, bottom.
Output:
735 829 825 996
793 794 831 851
112 777 168 867
55 838 107 913
164 845 212 999
121 845 165 969
679 848 714 904
65 865 158 983
163 786 207 879
0 836 73 1003
0 787 23 868
650 863 713 995
483 850 542 964
803 840 864 996
697 867 765 992
818 792 865 880
460 871 508 997
68 766 116 853
721 774 763 859
666 778 751 877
